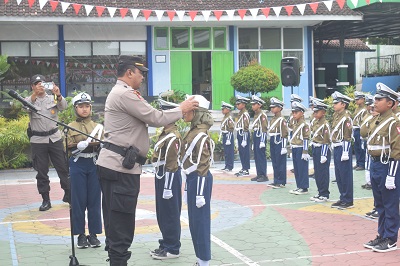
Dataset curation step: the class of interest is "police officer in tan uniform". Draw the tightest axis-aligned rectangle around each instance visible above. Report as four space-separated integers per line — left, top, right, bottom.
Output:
330 91 354 209
25 74 70 211
353 91 368 171
234 95 250 177
363 83 400 253
96 56 198 266
150 99 182 260
220 101 235 171
287 94 303 172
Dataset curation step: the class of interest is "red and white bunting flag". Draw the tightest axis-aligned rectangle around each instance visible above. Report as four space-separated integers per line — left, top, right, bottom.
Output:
309 2 319 14
74 62 78 67
108 7 117 17
336 0 345 9
50 0 58 11
131 9 140 20
350 0 358 8
322 1 333 11
36 61 41 65
56 64 59 68
366 0 370 4
46 62 50 67
261 7 270 18
176 10 185 21
249 8 259 18
238 9 247 19
72 3 82 15
96 6 105 17
28 0 35 8
297 4 306 15
84 5 93 16
202 10 211 21
4 0 9 4
272 6 282 17
16 0 22 5
189 11 197 21
213 10 223 21
101 64 105 69
167 10 176 21
155 10 164 21
119 8 128 19
226 10 234 19
111 64 114 68
284 6 294 16
24 59 28 64
61 2 70 13
38 0 48 10
142 10 152 20
83 63 87 67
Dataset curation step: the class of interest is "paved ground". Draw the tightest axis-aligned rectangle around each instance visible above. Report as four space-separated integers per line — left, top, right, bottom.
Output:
0 157 399 266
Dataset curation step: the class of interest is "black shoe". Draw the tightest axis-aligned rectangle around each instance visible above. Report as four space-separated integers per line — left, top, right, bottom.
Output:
369 211 379 219
337 202 354 210
151 249 180 260
224 168 232 172
331 200 342 208
77 234 89 249
39 200 51 211
355 166 365 171
364 235 382 249
250 176 259 181
237 170 249 177
331 179 337 183
290 169 294 173
87 233 101 247
256 175 269 182
372 238 397 253
365 184 372 190
365 209 376 217
149 248 163 256
62 189 70 204
235 170 244 176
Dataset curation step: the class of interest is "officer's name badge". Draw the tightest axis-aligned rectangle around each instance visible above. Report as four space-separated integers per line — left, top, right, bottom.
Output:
397 126 400 134
346 122 351 127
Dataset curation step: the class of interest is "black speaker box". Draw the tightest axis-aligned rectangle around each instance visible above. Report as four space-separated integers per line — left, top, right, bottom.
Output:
281 57 300 87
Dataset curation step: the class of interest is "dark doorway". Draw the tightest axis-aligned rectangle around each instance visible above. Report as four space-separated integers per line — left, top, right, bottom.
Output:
192 51 211 102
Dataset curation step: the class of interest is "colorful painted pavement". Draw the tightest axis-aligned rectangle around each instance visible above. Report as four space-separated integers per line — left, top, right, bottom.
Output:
0 160 400 266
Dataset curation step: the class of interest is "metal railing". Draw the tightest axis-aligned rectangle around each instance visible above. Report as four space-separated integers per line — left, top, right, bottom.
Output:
365 54 400 76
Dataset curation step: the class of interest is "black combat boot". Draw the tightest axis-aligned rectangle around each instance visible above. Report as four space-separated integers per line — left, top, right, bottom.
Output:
39 192 51 211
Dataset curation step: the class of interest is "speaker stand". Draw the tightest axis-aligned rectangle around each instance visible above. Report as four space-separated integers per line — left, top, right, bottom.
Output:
291 85 293 95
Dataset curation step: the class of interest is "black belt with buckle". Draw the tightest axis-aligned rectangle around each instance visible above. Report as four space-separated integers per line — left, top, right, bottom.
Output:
31 127 58 136
103 142 147 165
371 156 388 162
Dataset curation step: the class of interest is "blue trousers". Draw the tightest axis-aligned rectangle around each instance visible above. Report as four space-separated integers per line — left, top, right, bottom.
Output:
353 128 365 168
69 157 102 235
312 147 331 198
237 132 250 170
253 132 266 176
222 133 234 170
187 171 213 261
155 166 182 255
292 147 309 189
333 146 354 203
370 160 400 242
270 136 287 185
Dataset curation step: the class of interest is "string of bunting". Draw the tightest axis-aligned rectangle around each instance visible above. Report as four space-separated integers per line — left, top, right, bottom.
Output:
11 58 115 69
3 0 372 21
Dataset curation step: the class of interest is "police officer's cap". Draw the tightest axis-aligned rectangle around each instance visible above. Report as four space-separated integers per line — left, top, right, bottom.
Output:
235 95 250 104
309 96 323 107
31 74 46 84
118 55 149 72
159 99 179 110
354 91 366 100
290 94 303 103
312 100 329 111
72 92 92 106
375 82 400 102
186 94 210 109
269 97 284 108
365 95 374 106
250 95 265 105
291 101 307 112
332 91 353 104
221 101 234 110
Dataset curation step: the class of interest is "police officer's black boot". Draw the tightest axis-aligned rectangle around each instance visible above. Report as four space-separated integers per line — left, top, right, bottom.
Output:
62 189 71 204
39 192 51 211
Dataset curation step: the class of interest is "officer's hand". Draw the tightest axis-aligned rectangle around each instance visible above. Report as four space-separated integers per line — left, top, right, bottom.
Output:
320 156 327 164
241 140 247 147
52 83 60 96
385 175 396 190
341 151 349 161
180 96 199 113
162 189 173 199
301 153 310 161
225 139 231 145
77 140 89 151
196 195 206 208
281 148 287 155
259 142 265 149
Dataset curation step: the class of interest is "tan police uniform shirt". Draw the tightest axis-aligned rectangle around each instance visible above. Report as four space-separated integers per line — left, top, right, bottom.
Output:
220 113 234 133
66 117 103 153
251 109 268 133
269 114 289 139
25 94 67 144
181 125 212 177
360 113 378 139
331 109 352 143
311 117 331 145
366 110 400 159
353 105 367 128
290 117 310 153
287 115 296 132
235 109 250 132
151 125 181 173
96 80 182 174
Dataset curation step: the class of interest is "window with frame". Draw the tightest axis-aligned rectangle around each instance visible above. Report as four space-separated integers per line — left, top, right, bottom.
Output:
238 28 258 49
260 28 281 49
283 28 303 71
213 28 226 49
193 28 211 49
171 28 189 49
154 28 168 50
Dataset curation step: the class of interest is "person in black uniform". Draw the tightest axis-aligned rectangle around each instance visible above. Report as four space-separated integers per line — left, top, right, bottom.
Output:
220 101 235 172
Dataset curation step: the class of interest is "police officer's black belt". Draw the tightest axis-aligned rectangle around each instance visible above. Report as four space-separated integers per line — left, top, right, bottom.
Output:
30 128 58 136
371 156 388 162
103 142 147 165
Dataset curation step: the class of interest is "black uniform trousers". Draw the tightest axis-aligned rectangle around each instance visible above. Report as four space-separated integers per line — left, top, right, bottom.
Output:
270 136 287 185
353 128 365 168
237 131 250 170
333 146 353 204
155 166 182 255
370 160 400 242
222 133 234 170
31 139 70 195
312 147 331 198
98 165 140 265
253 132 266 177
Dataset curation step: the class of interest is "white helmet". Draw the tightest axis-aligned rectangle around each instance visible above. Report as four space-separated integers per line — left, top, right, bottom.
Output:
72 92 92 106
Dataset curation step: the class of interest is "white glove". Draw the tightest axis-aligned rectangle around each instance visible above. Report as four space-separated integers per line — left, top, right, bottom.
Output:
162 189 173 199
196 195 206 208
226 139 231 145
259 142 265 149
183 190 187 204
77 140 89 151
301 154 310 161
320 156 327 164
385 175 396 190
341 151 349 161
281 148 287 155
365 170 371 184
241 140 247 147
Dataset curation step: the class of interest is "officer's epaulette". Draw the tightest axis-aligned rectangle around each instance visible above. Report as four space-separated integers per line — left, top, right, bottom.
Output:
132 89 142 100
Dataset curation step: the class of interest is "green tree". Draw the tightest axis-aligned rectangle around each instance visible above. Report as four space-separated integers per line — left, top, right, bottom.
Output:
0 55 10 82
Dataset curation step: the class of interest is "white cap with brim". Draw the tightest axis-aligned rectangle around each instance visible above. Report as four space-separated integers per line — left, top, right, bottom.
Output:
354 91 366 100
235 95 250 104
332 91 353 104
312 100 329 111
221 101 234 110
309 96 323 107
291 101 307 112
250 95 265 105
291 94 303 103
375 82 400 102
365 95 374 106
269 97 284 108
159 99 179 110
186 94 210 109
